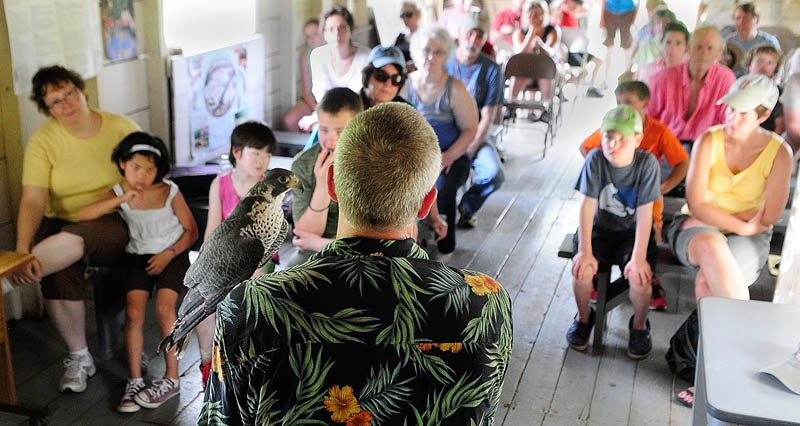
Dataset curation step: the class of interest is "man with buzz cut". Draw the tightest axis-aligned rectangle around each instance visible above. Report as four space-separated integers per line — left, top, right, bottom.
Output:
447 9 505 229
200 102 513 425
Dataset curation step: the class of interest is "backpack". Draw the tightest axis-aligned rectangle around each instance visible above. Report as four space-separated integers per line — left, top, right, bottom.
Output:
665 309 699 383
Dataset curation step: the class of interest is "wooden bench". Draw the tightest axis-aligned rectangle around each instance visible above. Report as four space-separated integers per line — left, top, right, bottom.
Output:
557 234 630 351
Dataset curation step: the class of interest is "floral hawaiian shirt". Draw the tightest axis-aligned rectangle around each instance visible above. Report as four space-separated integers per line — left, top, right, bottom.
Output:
199 237 513 426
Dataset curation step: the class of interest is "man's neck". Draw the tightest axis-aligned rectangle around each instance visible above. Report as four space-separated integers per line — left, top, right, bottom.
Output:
737 28 757 42
688 62 710 82
456 50 478 65
336 217 415 241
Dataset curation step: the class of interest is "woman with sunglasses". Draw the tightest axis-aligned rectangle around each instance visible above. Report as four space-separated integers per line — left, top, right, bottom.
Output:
11 65 139 393
407 26 479 262
360 46 412 108
395 1 421 69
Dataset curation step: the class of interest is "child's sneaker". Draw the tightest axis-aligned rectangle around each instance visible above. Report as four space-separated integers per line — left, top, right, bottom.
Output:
200 360 212 392
627 315 653 360
566 309 596 351
649 280 668 311
118 378 146 413
58 353 96 393
134 377 180 409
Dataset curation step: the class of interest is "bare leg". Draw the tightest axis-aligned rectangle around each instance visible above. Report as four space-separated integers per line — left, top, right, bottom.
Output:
32 232 84 278
155 288 180 380
694 269 714 300
125 289 149 378
628 271 651 330
624 46 634 71
195 314 216 365
572 265 594 323
283 101 313 132
686 232 749 300
603 45 613 86
510 77 533 99
45 299 87 352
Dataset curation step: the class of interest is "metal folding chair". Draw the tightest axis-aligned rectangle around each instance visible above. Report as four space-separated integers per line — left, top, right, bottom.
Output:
502 51 561 158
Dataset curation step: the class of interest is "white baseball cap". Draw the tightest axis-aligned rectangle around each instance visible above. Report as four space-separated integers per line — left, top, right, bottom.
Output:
717 73 780 112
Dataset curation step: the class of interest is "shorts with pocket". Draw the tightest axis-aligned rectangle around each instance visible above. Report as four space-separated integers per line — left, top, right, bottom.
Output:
666 214 772 286
123 251 190 294
35 213 129 300
602 8 637 48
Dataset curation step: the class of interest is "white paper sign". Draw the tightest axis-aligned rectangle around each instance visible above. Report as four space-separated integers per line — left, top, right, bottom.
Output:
5 0 103 95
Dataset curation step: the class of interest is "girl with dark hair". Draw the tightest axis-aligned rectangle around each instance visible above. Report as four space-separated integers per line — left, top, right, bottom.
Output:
79 132 199 412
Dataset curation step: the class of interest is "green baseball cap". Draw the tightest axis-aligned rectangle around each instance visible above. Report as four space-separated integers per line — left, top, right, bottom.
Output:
600 105 643 137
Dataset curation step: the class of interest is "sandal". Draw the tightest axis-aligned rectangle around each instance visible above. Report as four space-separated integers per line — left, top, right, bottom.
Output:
675 386 695 407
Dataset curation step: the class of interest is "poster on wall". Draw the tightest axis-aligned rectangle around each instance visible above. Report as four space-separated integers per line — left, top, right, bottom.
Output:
4 0 104 95
187 44 249 160
101 0 137 62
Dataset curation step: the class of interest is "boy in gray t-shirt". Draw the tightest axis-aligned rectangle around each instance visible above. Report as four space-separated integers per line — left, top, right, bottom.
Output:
567 105 660 360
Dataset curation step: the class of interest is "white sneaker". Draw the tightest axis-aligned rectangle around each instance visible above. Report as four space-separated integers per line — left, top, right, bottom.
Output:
118 378 146 413
134 377 180 409
58 354 96 393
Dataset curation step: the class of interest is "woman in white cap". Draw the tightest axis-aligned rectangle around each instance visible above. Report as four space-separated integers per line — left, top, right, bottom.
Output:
667 74 793 405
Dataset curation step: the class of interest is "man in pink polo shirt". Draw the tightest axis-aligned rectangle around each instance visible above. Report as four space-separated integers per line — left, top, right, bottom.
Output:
647 26 735 145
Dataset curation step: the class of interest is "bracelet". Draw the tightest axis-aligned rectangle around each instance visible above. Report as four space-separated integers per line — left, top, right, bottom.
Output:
307 203 329 213
167 246 177 256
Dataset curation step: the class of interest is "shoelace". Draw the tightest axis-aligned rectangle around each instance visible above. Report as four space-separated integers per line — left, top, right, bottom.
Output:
147 379 176 398
62 357 85 378
123 381 145 399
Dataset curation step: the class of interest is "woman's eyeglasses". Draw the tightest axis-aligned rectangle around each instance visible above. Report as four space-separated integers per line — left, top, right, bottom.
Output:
373 69 405 86
46 88 79 111
400 11 415 19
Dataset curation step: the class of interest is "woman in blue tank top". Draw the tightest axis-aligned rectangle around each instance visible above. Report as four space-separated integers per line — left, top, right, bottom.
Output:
407 26 479 260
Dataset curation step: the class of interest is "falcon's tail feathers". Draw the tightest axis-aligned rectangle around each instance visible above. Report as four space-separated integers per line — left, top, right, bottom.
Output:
158 302 208 359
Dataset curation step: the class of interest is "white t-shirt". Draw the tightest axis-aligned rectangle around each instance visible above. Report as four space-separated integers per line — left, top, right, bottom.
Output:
309 44 370 102
699 0 734 32
114 179 185 254
781 73 800 110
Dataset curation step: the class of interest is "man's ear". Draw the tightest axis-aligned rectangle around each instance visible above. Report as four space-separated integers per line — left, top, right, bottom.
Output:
327 163 338 201
417 187 437 220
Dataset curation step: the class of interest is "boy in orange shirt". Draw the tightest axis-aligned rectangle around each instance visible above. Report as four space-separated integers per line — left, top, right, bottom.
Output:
579 80 688 310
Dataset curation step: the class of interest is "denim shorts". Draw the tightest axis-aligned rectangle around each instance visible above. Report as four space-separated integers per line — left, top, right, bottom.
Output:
666 214 772 286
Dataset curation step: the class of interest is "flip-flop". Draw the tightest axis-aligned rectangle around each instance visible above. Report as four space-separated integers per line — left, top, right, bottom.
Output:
675 386 695 407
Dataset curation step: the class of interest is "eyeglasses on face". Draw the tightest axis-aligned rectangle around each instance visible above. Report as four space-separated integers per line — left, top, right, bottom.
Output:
373 69 405 86
325 24 350 33
46 88 79 111
400 11 415 19
422 47 447 57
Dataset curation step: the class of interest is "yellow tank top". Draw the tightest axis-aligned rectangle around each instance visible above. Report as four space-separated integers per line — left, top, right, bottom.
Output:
696 125 782 215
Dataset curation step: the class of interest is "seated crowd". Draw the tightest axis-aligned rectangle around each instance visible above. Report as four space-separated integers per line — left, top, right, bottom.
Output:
8 0 800 421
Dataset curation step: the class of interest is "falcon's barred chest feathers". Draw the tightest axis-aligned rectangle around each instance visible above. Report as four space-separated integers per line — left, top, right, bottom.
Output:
159 168 298 358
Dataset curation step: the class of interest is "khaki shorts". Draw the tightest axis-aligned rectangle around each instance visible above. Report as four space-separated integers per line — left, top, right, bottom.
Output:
602 8 636 48
35 213 129 300
666 214 772 286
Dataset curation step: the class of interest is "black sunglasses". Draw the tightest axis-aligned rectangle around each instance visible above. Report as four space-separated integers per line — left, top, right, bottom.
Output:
400 11 414 19
373 69 405 86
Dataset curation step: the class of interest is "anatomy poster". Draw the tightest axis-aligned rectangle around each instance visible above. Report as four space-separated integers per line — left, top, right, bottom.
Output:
187 44 249 159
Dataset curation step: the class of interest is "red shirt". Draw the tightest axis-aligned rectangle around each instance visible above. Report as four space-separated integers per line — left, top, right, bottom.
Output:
647 62 735 141
491 8 520 45
582 116 688 166
557 6 579 28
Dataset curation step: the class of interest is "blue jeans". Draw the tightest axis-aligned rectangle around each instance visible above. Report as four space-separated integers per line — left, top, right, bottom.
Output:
436 154 471 254
460 142 505 215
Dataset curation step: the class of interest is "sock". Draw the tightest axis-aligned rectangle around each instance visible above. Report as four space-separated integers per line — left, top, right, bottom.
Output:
199 349 212 364
128 377 144 384
69 347 91 359
164 377 179 386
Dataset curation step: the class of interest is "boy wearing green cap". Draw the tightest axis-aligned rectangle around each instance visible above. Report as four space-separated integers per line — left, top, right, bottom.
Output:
568 105 661 359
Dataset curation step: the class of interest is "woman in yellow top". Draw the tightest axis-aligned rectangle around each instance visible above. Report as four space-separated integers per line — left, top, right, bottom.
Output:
667 74 793 301
11 66 139 393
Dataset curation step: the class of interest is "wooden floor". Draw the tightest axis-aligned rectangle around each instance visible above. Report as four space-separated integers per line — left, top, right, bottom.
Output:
5 94 777 425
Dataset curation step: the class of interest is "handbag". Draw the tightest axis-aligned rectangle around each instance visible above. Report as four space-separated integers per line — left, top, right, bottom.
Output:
665 309 699 383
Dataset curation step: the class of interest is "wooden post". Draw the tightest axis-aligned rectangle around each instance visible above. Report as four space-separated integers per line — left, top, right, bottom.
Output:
0 251 34 405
